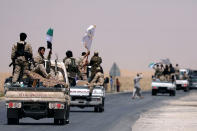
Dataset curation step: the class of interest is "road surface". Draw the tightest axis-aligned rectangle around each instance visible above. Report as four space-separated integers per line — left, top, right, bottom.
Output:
0 91 190 131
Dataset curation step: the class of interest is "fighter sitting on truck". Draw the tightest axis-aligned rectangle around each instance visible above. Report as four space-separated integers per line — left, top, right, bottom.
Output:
32 47 52 78
88 66 104 97
152 63 176 82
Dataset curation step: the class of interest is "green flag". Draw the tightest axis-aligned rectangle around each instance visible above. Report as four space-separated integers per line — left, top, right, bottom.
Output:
46 28 53 43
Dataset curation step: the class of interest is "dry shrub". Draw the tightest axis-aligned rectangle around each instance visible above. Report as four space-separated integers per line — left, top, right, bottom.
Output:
105 70 154 92
0 73 11 93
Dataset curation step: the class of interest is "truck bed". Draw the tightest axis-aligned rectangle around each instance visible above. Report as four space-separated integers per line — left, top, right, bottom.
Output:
5 87 69 103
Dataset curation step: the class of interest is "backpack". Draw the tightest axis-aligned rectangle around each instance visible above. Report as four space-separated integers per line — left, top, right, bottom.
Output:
15 42 26 57
67 58 78 73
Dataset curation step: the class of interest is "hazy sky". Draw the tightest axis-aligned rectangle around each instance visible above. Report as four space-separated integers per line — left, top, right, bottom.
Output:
1 0 197 72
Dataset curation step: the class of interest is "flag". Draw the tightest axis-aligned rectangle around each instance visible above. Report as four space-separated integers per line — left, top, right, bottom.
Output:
160 58 171 65
148 62 155 68
82 25 96 51
46 28 53 49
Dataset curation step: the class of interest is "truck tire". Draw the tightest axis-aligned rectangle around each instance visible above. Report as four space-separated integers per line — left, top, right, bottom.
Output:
7 118 19 125
54 119 59 125
94 98 105 113
99 98 105 112
54 119 66 125
98 106 104 112
170 91 176 96
152 90 157 96
7 109 19 125
94 107 99 112
184 87 189 92
54 104 69 125
173 91 176 96
65 104 70 124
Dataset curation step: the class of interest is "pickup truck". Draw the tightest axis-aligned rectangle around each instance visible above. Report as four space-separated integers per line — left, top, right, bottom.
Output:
152 80 176 96
176 79 189 92
4 61 70 125
70 69 105 112
175 69 190 92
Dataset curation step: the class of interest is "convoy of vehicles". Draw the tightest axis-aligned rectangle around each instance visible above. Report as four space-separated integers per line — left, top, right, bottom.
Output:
3 58 197 125
152 67 195 96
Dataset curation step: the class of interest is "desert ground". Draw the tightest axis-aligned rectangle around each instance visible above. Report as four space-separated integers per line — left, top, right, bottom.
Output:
0 73 10 96
105 70 154 92
0 70 154 95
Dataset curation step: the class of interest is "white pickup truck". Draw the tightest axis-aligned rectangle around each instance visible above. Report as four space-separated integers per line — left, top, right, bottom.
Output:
175 69 190 92
70 81 105 112
152 80 176 96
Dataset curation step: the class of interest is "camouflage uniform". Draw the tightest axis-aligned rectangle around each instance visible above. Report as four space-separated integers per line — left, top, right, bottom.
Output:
64 57 79 86
154 66 162 78
32 52 51 78
174 66 180 79
77 56 88 80
183 73 188 80
11 41 33 82
89 54 102 81
89 72 104 95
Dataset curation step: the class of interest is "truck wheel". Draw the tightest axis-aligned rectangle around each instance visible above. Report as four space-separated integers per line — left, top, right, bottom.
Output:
7 118 19 125
54 119 59 125
54 119 66 125
94 107 99 112
152 90 157 96
59 119 66 125
173 91 176 96
98 107 104 112
65 104 70 124
170 91 176 96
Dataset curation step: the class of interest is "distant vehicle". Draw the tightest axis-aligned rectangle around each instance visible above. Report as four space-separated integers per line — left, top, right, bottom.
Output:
175 69 190 92
190 70 197 76
70 67 105 112
189 70 197 89
4 61 70 125
152 80 176 96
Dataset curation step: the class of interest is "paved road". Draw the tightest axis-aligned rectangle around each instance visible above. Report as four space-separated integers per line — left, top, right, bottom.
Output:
0 91 189 131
